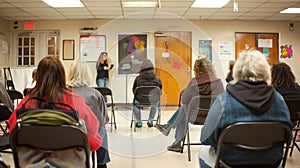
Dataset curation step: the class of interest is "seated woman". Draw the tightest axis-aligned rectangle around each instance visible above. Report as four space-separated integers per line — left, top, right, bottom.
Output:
271 62 300 126
155 57 224 152
0 81 14 111
132 59 162 128
8 56 102 168
199 49 293 167
68 60 110 168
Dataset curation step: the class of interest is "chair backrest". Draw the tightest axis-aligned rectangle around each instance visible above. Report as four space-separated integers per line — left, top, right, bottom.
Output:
284 98 300 124
133 86 161 105
7 90 23 101
10 108 90 168
10 124 90 168
215 122 292 168
187 95 217 125
94 87 112 96
0 103 12 121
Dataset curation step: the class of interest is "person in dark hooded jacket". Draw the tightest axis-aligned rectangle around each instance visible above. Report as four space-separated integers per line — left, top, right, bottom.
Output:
132 59 162 128
155 57 224 152
199 49 293 168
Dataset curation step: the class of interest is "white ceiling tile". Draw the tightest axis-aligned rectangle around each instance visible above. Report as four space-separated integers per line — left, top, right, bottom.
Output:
38 15 67 20
260 2 298 8
0 2 14 7
0 0 299 21
83 1 121 7
11 2 48 8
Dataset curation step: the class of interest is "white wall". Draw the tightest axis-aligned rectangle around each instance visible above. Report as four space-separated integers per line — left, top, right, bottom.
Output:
0 18 9 82
4 18 300 103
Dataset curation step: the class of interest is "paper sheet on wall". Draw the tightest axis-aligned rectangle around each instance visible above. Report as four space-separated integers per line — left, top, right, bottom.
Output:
218 41 233 60
80 35 106 62
1 40 8 54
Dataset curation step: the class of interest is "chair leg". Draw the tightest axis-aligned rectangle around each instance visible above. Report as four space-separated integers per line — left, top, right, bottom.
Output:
181 135 186 153
110 108 113 133
112 106 117 130
156 108 161 125
290 128 300 157
187 127 191 162
130 108 134 128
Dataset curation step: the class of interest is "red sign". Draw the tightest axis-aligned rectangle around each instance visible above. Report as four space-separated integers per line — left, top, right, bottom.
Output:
24 22 35 29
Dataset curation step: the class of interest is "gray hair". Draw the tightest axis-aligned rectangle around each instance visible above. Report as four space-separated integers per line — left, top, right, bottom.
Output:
67 60 92 87
232 49 270 83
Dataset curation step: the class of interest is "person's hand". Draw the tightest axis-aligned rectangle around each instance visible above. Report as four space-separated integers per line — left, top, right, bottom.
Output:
104 66 109 70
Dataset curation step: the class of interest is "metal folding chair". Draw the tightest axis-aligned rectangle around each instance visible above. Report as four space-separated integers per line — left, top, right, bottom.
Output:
94 87 117 132
130 86 161 132
215 122 292 168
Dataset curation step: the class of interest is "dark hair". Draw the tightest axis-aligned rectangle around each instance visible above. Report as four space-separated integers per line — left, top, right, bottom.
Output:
271 62 296 89
29 56 68 101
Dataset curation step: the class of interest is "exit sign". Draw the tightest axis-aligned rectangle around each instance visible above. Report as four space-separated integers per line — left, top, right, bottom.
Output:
24 22 35 29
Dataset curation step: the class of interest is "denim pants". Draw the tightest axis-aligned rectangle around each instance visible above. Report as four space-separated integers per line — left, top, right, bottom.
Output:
133 100 158 121
167 105 187 142
96 127 110 165
96 78 109 102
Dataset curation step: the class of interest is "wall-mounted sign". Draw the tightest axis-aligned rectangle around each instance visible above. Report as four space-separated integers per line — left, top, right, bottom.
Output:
258 39 272 48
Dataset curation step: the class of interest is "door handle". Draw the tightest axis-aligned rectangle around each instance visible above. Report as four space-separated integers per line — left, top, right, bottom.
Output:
187 67 191 73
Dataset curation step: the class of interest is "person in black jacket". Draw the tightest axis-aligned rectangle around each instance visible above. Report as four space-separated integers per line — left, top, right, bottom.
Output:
271 62 300 126
96 52 113 102
132 59 162 128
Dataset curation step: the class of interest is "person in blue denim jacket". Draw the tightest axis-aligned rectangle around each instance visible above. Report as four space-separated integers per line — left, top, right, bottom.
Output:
199 49 293 168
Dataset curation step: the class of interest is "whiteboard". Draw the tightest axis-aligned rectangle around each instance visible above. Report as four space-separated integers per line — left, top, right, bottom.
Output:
80 35 106 62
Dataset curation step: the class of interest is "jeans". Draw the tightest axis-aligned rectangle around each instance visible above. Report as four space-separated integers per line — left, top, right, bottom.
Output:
96 127 110 165
199 158 212 168
133 100 158 121
167 105 187 142
96 78 109 102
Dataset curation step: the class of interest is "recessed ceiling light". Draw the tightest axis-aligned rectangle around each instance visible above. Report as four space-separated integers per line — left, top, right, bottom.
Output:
280 8 300 14
191 0 230 8
42 0 84 8
122 1 157 7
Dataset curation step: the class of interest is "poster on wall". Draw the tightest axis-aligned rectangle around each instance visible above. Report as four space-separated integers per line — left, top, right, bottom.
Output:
118 34 147 74
280 45 293 59
80 35 106 62
198 39 212 61
218 41 233 60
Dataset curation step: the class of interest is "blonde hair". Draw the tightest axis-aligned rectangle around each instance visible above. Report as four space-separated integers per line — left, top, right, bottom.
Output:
232 49 270 83
97 52 108 64
67 60 92 87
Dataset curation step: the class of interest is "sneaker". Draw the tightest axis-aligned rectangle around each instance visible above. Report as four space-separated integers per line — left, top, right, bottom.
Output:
167 141 182 153
147 119 153 127
155 124 171 136
136 121 143 128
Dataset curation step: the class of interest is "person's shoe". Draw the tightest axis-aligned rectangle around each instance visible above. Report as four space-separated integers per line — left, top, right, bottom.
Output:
167 141 182 153
155 124 171 136
147 119 153 127
136 121 143 128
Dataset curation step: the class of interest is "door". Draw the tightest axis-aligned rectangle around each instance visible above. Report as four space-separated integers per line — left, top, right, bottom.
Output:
235 33 279 65
155 32 192 105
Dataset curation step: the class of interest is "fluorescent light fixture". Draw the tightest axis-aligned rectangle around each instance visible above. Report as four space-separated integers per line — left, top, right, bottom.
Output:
42 0 84 8
191 0 230 8
122 1 157 7
280 8 300 14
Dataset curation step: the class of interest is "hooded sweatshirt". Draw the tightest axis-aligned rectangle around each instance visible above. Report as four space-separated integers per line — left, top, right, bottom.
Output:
227 80 276 115
132 59 162 102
